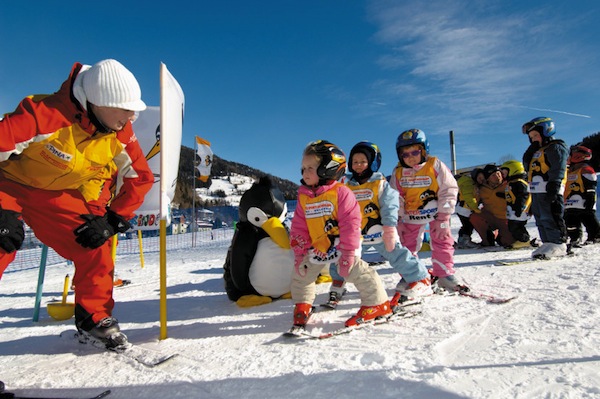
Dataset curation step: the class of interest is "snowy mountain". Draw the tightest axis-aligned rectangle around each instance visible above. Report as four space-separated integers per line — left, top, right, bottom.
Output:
175 147 299 209
1 219 599 399
195 173 255 207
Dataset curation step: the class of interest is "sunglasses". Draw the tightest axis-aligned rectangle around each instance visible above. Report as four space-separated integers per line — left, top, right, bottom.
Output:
401 149 422 159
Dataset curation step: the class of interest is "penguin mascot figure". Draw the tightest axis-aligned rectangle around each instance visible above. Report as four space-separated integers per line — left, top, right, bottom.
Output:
223 176 293 307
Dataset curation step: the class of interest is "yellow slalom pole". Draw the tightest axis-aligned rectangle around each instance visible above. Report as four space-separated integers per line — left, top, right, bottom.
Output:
61 274 70 305
137 229 145 269
111 235 118 261
159 218 168 340
158 62 184 341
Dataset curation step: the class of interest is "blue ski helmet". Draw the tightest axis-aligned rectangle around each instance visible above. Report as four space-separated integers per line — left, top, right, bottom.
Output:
396 129 429 160
522 117 555 138
303 140 347 183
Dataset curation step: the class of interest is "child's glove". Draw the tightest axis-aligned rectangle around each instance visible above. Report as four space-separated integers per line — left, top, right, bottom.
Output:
294 252 307 277
382 225 398 252
432 213 451 240
545 181 560 204
514 207 523 218
338 251 354 278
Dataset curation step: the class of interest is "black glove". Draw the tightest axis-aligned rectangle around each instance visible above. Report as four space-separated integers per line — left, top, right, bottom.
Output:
545 181 560 204
105 210 132 234
74 211 131 249
0 209 25 253
514 208 523 218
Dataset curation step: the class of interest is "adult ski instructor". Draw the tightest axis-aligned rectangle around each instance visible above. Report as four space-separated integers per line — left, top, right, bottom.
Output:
0 59 153 348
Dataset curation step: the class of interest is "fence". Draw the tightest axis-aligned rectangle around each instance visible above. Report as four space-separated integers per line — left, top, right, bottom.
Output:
6 200 298 274
6 227 235 274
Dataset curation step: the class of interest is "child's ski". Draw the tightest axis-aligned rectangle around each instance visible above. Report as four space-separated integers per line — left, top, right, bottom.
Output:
456 290 517 304
315 309 422 339
282 307 422 339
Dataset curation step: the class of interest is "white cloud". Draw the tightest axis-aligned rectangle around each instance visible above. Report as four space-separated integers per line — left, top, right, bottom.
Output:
363 0 598 130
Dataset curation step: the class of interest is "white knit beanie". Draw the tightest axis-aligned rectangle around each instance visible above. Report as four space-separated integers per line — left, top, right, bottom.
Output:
82 59 146 111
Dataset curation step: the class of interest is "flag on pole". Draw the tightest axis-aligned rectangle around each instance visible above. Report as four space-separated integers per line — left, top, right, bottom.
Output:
131 106 180 230
159 62 185 340
196 136 213 182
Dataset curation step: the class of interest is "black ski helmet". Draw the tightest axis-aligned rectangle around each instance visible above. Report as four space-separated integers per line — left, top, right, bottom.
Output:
303 140 347 184
349 141 381 180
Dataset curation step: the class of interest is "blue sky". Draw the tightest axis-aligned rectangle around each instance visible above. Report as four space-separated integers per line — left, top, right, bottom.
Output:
2 1 600 183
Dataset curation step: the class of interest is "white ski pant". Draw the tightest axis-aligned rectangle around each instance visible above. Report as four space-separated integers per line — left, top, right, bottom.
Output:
291 255 388 306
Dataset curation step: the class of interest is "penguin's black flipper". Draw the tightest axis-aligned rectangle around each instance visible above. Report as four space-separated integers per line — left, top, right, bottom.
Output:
228 222 267 297
223 244 244 301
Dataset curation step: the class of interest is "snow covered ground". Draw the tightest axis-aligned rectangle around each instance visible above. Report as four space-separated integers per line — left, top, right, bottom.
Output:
1 220 599 399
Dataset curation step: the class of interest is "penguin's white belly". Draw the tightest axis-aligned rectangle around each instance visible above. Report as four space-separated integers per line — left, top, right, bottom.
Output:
249 238 293 297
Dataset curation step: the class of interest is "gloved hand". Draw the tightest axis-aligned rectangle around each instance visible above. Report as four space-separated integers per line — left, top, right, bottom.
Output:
74 210 131 249
584 192 596 211
0 209 25 253
545 181 560 204
105 210 132 233
382 225 398 252
514 208 523 218
294 252 306 276
431 213 451 240
338 251 354 278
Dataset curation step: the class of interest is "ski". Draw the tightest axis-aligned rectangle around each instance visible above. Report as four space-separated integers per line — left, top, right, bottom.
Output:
283 307 422 339
392 295 425 310
432 281 516 304
496 251 574 266
113 279 132 288
457 290 516 304
316 309 422 339
282 325 314 338
437 288 516 304
61 331 176 367
495 258 540 266
319 302 338 310
0 380 110 399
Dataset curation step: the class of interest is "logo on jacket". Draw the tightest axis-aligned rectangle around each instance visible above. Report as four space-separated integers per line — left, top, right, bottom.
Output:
45 144 73 162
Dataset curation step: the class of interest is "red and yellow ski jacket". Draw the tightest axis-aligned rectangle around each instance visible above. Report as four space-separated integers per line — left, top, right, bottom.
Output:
0 62 153 219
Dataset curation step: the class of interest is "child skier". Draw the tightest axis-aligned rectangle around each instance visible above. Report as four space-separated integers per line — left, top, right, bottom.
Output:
471 164 516 248
564 144 600 247
500 160 533 249
289 140 391 329
390 129 468 292
522 116 568 259
326 141 432 311
454 172 481 248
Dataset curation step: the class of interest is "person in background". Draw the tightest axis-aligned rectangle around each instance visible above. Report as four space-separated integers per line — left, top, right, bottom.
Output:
390 129 468 293
469 168 498 246
454 171 481 249
289 140 391 329
471 164 516 248
500 160 534 249
0 59 153 348
522 116 568 259
564 144 600 248
327 141 432 312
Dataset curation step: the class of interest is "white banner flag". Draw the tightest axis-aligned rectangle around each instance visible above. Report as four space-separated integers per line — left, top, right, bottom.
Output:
130 63 184 231
196 136 213 183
